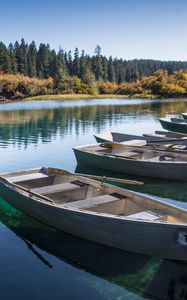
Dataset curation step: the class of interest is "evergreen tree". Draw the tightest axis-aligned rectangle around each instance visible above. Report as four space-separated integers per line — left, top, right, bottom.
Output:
27 41 37 77
67 51 73 76
0 42 11 73
94 45 102 56
49 49 58 77
92 45 103 81
15 38 28 75
57 48 68 78
102 56 108 82
8 43 17 74
73 47 80 77
37 43 51 78
108 56 116 82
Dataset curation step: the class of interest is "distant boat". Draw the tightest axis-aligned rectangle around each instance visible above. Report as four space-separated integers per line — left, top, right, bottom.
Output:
94 131 187 145
1 166 187 260
73 143 187 180
159 117 187 134
182 113 187 120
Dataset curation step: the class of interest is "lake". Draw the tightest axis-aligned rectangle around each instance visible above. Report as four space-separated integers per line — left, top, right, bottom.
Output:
0 98 187 300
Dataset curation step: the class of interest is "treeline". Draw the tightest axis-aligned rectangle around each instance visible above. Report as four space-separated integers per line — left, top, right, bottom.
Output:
1 70 187 99
1 39 187 83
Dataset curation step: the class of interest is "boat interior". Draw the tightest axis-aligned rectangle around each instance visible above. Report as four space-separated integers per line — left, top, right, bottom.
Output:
86 143 187 162
3 168 187 224
143 130 187 139
111 132 146 143
171 117 187 124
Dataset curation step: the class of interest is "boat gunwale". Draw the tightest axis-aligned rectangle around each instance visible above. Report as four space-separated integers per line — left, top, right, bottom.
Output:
159 118 187 126
73 143 187 164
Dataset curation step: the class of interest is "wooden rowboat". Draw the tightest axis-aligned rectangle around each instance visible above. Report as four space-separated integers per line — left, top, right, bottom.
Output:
1 166 187 260
159 117 187 134
73 143 187 180
94 131 187 146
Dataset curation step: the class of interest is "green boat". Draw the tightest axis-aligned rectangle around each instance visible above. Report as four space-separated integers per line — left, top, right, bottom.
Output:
159 117 187 134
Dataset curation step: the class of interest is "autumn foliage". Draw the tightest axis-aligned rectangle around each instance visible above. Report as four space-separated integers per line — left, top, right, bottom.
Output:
0 74 53 99
1 70 187 99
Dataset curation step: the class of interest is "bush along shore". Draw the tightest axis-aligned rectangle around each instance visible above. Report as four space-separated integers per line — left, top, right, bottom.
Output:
1 70 187 101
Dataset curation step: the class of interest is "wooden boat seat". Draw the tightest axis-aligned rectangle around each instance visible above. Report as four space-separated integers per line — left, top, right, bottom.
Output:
64 194 120 209
126 210 165 221
8 172 48 183
31 182 80 195
121 140 147 147
111 151 139 159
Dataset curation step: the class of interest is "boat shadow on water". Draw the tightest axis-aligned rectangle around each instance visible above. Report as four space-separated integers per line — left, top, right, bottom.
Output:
0 198 187 300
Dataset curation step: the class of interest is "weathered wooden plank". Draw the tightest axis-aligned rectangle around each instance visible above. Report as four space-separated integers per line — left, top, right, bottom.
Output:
126 210 163 221
64 194 120 209
31 182 80 195
8 172 48 183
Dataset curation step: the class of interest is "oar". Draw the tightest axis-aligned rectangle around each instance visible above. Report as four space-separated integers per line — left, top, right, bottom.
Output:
75 173 144 185
46 167 144 185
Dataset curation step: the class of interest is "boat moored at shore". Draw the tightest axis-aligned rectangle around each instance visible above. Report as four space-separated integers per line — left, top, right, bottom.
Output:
1 167 187 260
73 143 187 181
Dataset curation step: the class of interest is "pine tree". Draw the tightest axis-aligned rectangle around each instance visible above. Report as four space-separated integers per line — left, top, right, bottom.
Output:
92 45 103 81
49 49 58 78
16 38 28 75
57 48 68 78
67 51 73 76
0 42 11 73
27 41 37 77
108 56 116 82
8 43 17 74
73 47 80 77
37 43 51 78
102 57 108 82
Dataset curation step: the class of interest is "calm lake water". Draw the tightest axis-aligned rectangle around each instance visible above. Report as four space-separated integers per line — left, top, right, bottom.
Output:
0 98 187 300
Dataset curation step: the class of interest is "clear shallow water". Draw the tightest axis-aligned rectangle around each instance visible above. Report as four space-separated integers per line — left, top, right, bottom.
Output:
0 98 187 300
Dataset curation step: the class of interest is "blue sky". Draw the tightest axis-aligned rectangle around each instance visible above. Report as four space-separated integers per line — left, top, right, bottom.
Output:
1 0 187 60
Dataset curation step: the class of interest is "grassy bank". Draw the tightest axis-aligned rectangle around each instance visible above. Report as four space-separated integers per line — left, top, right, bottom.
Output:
24 93 158 101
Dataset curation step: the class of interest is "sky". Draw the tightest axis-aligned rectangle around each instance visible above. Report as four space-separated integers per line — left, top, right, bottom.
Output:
1 0 187 61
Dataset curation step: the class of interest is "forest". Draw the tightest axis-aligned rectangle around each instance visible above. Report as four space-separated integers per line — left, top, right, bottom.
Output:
0 39 187 99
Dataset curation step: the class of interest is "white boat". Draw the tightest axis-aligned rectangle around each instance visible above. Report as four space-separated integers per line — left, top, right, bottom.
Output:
1 167 187 260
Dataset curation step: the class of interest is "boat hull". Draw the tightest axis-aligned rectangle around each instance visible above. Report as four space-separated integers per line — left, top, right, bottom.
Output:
159 118 187 134
1 180 187 260
94 133 147 143
95 131 187 145
73 147 187 181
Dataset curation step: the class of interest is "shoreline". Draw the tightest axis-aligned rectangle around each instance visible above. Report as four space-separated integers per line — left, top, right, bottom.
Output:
2 93 185 102
24 94 159 101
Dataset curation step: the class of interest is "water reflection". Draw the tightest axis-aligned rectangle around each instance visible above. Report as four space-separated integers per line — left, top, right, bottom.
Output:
1 198 187 300
0 98 186 149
